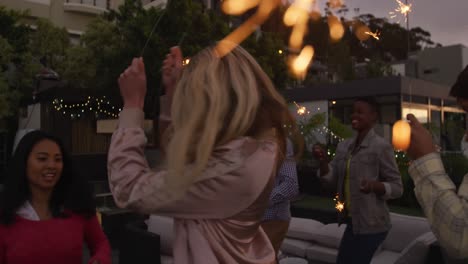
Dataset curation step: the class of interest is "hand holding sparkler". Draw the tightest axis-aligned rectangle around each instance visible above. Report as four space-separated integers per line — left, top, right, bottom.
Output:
359 177 387 195
405 114 437 160
119 57 146 110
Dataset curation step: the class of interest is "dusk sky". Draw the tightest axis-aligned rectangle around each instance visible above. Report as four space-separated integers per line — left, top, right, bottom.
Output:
318 0 468 47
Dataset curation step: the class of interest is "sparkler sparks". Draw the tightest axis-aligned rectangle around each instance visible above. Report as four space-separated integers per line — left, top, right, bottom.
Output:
365 30 380 40
219 0 383 80
294 101 310 115
182 58 190 66
389 0 412 22
334 194 345 212
327 0 344 9
215 0 281 58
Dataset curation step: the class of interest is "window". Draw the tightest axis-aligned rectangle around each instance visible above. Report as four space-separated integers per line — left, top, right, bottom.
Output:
402 107 428 123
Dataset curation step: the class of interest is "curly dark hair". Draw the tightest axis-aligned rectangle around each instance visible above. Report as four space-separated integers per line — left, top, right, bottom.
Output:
0 131 96 225
451 65 468 99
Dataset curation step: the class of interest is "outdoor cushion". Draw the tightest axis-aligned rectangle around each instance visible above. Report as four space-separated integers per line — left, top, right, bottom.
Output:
280 238 316 258
146 215 174 255
305 244 339 263
309 223 346 249
287 217 325 241
161 255 174 264
383 213 431 252
279 257 308 264
395 232 436 264
370 250 401 264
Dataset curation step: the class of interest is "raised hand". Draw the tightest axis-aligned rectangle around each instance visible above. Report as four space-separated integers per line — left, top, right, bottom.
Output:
118 57 146 109
406 114 437 160
312 144 328 163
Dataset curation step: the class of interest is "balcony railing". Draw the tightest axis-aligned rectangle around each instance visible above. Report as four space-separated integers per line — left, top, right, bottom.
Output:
65 0 110 10
64 0 110 15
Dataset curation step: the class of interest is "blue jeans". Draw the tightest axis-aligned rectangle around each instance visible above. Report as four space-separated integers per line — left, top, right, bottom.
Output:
336 224 388 264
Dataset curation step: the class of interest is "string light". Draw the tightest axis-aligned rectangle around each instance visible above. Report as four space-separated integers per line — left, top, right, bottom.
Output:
52 96 120 119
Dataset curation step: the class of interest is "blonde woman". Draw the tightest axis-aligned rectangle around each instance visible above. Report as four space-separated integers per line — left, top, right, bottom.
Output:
107 46 302 264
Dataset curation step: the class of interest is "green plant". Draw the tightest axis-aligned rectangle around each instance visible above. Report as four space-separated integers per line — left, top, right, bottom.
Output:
296 112 326 166
329 116 353 140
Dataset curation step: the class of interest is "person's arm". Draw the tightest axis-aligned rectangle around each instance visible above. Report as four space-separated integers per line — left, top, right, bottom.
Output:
373 142 403 199
409 153 468 259
314 144 341 188
84 215 111 264
269 142 299 205
404 113 468 258
108 109 277 219
0 227 5 264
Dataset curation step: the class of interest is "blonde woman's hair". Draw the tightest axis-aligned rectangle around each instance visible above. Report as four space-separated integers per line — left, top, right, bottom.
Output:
165 45 303 201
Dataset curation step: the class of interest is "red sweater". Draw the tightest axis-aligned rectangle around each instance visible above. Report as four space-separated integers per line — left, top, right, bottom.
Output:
0 213 111 264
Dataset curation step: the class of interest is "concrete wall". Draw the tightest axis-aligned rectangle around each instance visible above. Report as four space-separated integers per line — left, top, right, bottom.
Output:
18 103 42 130
416 44 467 86
0 0 117 34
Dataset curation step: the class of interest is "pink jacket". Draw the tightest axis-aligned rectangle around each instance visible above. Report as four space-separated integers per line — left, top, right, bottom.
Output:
107 109 277 264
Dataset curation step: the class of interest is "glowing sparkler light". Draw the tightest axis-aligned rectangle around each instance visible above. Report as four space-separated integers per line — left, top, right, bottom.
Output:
293 101 310 115
221 0 262 15
289 22 307 50
365 31 380 40
389 0 412 22
215 0 281 57
327 0 344 9
353 21 371 41
284 5 308 26
328 15 345 42
291 45 315 79
182 58 190 66
334 194 345 212
310 9 322 22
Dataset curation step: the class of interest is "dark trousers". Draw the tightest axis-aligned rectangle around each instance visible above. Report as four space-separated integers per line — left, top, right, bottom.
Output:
336 223 388 264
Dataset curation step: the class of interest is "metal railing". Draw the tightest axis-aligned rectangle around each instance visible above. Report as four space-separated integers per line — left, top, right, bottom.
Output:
65 0 110 10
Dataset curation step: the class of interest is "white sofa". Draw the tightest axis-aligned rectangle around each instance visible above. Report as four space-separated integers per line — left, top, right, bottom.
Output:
281 213 436 264
145 213 436 264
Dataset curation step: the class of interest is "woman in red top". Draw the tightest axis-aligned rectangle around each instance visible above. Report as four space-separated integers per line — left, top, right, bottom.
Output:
0 131 110 264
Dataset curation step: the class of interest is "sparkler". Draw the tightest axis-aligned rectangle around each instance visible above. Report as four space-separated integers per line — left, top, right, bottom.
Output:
291 45 315 79
221 0 262 15
293 101 310 116
334 194 345 212
218 0 382 80
327 0 344 9
182 58 190 66
365 30 380 40
389 0 412 22
215 0 281 58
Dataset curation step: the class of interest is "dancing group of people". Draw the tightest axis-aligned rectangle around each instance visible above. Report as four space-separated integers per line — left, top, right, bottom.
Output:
0 44 467 264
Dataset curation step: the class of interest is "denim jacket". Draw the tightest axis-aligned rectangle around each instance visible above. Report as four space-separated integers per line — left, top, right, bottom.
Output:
321 128 403 234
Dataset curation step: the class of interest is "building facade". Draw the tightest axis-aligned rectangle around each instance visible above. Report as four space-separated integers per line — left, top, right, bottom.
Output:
283 76 466 151
393 44 468 86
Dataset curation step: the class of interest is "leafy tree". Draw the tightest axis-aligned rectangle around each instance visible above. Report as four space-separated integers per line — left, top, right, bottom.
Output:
30 19 70 70
62 0 290 117
0 7 36 118
0 36 20 118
